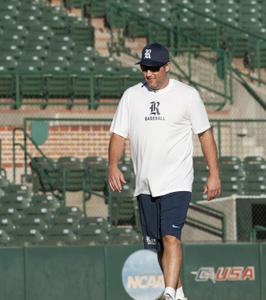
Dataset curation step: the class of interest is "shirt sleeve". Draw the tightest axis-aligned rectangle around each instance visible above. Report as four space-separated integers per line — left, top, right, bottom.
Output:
189 88 211 134
110 89 130 138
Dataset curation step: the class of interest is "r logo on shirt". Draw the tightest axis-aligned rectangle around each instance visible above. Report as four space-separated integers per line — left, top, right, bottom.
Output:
150 101 160 115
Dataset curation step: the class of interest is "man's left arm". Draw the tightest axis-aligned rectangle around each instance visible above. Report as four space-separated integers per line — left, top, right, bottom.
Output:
198 127 221 201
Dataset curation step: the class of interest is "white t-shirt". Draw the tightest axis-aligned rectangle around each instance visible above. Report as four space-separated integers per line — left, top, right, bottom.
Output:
110 78 210 197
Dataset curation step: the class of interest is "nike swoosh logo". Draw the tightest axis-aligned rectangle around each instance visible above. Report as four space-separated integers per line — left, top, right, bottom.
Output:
172 225 180 229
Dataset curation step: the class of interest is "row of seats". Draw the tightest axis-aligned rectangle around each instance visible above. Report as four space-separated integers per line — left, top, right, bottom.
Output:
79 0 266 67
31 156 134 193
0 1 143 107
193 155 266 201
0 178 140 245
31 154 266 204
30 155 137 226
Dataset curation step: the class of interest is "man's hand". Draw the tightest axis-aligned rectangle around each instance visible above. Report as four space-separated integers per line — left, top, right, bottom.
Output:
108 165 126 192
203 174 221 201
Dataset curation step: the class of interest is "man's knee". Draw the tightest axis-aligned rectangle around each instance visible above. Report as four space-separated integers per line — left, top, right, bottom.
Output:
162 235 181 247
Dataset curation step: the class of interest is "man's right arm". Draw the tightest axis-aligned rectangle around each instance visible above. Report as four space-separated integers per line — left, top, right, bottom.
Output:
108 133 127 192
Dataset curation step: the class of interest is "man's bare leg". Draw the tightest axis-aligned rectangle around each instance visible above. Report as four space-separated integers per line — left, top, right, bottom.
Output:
157 235 183 300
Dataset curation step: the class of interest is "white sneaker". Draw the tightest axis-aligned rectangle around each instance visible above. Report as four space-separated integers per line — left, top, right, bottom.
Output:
161 294 174 300
176 297 188 300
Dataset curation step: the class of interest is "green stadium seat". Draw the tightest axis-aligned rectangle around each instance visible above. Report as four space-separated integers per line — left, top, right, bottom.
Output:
51 215 80 230
0 73 16 98
71 74 92 101
78 216 109 231
243 156 266 195
54 206 84 219
107 226 141 245
109 184 137 226
0 9 19 20
0 229 12 244
77 225 109 244
64 0 83 9
0 54 18 71
57 156 87 192
83 156 107 192
45 74 72 98
0 207 21 223
70 24 94 47
83 0 106 18
0 173 9 188
17 59 44 73
42 59 70 73
19 74 46 99
11 227 45 244
2 183 31 196
44 226 78 243
22 206 54 222
0 218 16 233
16 215 49 233
219 156 243 177
31 194 61 210
0 45 22 60
0 194 31 210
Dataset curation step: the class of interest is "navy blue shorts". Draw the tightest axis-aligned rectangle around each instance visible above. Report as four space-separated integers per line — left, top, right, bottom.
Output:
137 191 191 252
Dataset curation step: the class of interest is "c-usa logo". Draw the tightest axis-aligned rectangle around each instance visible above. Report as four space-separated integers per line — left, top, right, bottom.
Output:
144 49 152 59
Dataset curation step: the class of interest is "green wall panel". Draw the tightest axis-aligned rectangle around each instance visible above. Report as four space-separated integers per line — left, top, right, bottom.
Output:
260 243 266 300
182 243 260 300
0 247 25 300
105 244 142 300
25 245 105 300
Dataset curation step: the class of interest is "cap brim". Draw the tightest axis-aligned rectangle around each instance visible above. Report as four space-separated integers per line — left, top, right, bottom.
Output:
135 59 166 67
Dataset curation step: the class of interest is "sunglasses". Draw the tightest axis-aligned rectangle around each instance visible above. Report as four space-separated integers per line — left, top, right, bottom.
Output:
140 65 162 72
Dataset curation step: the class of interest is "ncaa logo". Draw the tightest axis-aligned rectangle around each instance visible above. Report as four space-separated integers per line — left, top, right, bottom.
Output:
122 249 164 300
144 49 152 59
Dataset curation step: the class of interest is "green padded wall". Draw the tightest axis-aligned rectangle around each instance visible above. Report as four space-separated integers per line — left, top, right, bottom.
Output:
261 243 266 300
25 245 106 300
0 243 265 300
105 244 142 300
0 247 25 300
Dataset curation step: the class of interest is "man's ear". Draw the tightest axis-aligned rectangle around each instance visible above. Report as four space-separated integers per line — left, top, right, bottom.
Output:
165 62 170 73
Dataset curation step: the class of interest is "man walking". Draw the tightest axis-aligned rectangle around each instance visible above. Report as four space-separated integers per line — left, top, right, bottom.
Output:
108 42 221 300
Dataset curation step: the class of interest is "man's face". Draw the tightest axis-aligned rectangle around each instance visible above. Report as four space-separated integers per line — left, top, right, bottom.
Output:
141 63 170 90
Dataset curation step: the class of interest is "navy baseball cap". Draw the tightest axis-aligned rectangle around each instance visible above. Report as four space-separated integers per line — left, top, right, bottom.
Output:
136 42 169 67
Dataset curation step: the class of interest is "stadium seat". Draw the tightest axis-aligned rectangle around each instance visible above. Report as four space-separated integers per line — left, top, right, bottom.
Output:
11 227 45 244
22 206 54 223
31 156 59 192
108 184 137 226
108 226 141 245
243 156 266 195
54 206 84 221
0 73 16 99
77 216 109 244
0 229 12 244
0 194 31 210
44 226 78 243
57 156 90 193
83 0 106 18
16 215 49 233
83 156 107 192
19 74 46 98
0 172 9 188
31 194 61 210
0 218 16 234
0 207 22 223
